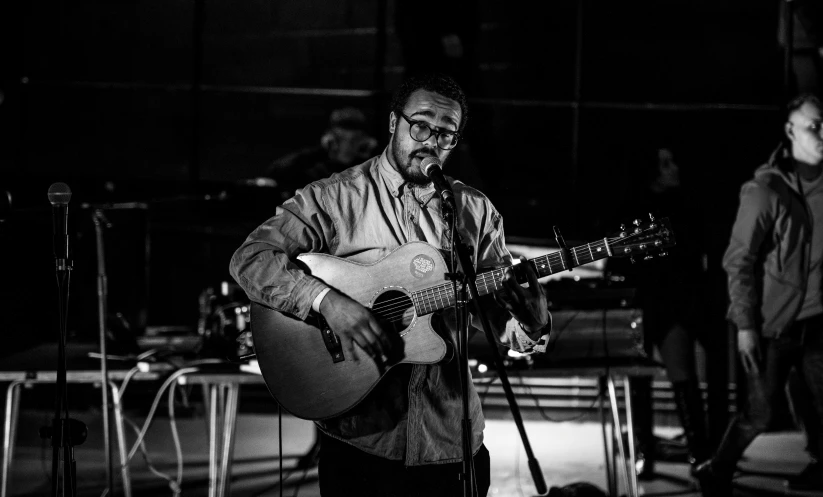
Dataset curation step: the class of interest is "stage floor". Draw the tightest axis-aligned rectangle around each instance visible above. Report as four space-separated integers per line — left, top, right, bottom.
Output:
4 407 821 497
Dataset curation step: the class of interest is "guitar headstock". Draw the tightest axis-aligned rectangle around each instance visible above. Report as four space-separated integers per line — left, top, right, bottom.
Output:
608 215 676 260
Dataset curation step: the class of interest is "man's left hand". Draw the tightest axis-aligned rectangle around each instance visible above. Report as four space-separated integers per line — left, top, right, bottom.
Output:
493 257 549 336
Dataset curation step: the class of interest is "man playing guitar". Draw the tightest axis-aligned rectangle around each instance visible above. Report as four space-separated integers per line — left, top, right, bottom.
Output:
230 73 550 497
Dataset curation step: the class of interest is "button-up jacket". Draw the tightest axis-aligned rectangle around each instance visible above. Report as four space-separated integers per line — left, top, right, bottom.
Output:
230 149 549 465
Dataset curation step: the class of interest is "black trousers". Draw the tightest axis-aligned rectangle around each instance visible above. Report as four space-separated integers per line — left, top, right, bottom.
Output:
714 315 823 470
318 432 491 497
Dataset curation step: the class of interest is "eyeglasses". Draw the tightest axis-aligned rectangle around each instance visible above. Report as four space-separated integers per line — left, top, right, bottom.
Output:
398 113 461 150
790 120 823 135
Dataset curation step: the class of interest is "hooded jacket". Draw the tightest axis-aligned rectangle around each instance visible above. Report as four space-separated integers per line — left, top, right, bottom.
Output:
722 144 815 337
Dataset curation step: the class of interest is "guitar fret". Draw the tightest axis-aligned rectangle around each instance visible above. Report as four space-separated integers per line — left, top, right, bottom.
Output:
423 288 432 314
572 247 580 266
441 285 451 308
587 243 594 261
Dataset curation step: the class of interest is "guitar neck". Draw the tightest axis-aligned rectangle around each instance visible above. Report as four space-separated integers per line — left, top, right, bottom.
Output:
411 238 613 316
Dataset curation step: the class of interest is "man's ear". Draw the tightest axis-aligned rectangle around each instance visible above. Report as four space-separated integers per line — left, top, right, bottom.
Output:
785 122 794 141
389 112 396 134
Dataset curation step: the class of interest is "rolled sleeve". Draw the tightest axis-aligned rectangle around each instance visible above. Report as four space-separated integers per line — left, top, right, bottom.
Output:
470 205 552 354
229 185 336 320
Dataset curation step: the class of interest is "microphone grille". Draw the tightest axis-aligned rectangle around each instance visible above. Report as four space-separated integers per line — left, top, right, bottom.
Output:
419 156 442 177
48 182 72 205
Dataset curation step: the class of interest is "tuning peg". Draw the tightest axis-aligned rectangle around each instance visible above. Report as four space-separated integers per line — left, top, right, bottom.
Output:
648 212 655 222
633 219 641 226
659 251 669 257
643 255 654 261
630 256 636 264
620 223 626 231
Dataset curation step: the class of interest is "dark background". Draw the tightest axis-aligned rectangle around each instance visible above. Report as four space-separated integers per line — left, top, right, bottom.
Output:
0 0 794 358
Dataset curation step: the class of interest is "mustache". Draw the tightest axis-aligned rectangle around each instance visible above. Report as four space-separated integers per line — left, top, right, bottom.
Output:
410 149 437 160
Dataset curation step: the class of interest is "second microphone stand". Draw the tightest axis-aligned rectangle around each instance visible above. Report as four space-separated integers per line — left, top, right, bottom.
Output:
92 209 115 495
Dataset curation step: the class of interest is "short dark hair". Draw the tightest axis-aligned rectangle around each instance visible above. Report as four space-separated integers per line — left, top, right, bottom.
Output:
786 93 822 118
390 73 468 134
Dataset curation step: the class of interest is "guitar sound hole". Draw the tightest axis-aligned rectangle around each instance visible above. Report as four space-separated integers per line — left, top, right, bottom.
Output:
371 290 415 336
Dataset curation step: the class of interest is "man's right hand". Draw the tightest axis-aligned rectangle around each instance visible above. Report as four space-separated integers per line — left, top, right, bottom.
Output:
737 328 761 375
318 290 391 363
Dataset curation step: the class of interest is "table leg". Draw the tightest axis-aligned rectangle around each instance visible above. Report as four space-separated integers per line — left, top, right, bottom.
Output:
623 377 639 497
598 377 615 496
1 381 22 497
208 385 219 497
607 375 632 497
218 384 240 497
109 382 132 497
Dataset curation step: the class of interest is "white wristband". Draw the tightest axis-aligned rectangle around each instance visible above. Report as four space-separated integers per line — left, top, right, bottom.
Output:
312 288 332 313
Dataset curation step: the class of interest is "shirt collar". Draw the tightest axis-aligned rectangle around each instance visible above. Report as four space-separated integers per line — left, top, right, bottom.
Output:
378 148 437 205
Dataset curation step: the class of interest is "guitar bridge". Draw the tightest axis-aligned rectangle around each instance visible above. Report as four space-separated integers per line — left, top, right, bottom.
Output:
319 317 345 363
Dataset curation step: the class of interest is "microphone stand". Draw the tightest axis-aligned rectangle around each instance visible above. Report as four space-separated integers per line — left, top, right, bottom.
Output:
444 205 548 497
444 207 475 497
92 209 115 496
43 212 87 497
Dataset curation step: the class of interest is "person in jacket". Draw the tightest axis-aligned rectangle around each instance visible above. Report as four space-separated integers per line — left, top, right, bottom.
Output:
229 73 551 497
696 93 823 495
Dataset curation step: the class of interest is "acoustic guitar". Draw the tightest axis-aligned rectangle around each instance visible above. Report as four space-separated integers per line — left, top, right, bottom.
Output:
250 218 674 420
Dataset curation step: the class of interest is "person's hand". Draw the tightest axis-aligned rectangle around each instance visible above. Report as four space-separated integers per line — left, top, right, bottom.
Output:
318 290 392 363
493 257 549 336
737 328 761 375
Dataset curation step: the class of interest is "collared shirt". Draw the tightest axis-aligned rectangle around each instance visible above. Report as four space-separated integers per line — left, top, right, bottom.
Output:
230 149 550 465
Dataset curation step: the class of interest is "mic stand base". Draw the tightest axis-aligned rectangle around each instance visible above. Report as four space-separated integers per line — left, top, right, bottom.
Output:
48 267 87 497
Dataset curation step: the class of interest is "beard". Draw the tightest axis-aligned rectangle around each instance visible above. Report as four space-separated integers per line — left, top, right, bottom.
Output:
390 132 442 186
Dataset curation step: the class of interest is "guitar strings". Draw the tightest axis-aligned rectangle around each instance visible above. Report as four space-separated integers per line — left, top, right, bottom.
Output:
368 235 639 317
369 233 656 325
369 239 603 315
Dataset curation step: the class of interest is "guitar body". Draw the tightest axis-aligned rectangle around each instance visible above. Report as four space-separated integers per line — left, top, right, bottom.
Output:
251 241 450 420
249 218 676 420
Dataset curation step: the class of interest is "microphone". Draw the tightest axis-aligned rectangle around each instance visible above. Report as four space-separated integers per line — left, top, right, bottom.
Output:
48 182 72 270
420 157 455 210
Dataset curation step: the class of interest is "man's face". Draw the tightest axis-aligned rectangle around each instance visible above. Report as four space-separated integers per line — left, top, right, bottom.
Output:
387 89 462 185
327 128 376 167
787 101 823 166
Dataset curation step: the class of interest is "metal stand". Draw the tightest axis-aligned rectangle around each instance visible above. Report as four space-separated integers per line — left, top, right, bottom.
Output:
597 374 644 497
447 219 548 496
445 263 475 497
92 209 115 495
42 244 87 497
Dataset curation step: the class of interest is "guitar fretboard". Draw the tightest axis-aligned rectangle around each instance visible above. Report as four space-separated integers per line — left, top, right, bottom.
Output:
410 238 614 316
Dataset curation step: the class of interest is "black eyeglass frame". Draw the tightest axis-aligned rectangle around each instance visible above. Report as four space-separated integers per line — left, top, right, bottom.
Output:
398 112 462 150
